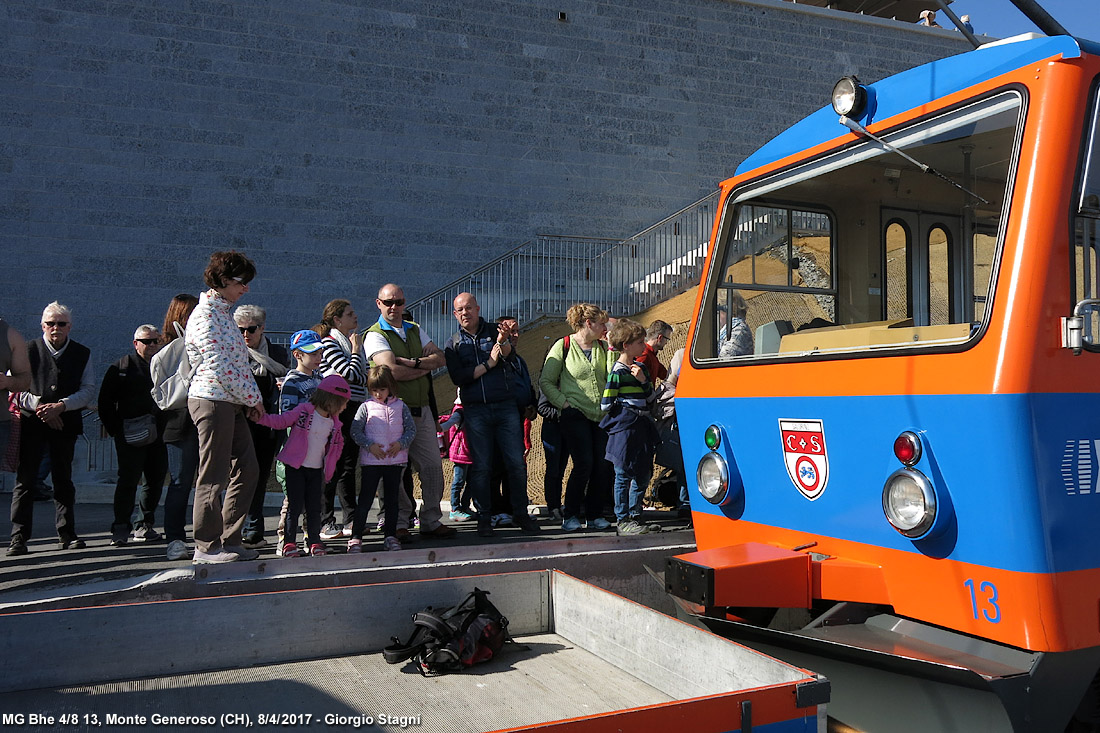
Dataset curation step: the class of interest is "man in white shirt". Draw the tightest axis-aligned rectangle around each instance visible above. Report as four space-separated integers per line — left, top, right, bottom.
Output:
364 284 455 540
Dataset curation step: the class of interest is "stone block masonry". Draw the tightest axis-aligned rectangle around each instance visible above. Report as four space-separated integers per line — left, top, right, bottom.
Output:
0 0 968 365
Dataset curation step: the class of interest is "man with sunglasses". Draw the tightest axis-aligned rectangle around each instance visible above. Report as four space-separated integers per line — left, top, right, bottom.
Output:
8 302 95 556
364 284 456 541
99 325 168 546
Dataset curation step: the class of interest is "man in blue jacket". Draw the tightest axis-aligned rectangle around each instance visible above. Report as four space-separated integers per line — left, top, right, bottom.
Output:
444 293 539 538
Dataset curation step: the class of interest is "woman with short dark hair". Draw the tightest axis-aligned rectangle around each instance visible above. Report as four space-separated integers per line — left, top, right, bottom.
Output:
185 250 264 564
316 298 366 539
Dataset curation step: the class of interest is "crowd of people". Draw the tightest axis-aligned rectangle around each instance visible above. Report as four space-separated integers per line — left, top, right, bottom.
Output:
0 250 687 562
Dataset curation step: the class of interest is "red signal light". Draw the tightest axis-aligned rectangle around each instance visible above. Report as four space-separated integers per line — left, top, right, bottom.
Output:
893 431 922 466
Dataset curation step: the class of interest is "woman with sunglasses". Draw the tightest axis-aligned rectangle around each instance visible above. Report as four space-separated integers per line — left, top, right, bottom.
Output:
185 251 264 563
316 299 367 540
233 304 291 550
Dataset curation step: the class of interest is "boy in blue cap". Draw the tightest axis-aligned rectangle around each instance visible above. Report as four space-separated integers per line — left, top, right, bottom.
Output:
280 329 325 413
274 329 327 553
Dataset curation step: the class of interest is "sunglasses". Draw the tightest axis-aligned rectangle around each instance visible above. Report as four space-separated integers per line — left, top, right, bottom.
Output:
44 321 69 327
379 298 405 307
135 338 160 345
239 325 260 334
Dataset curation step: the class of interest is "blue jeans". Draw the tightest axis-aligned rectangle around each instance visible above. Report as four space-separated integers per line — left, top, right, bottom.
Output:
613 463 653 523
462 401 527 521
164 429 199 543
450 462 471 512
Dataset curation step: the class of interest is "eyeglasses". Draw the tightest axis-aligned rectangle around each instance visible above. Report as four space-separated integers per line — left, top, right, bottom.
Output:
44 321 69 328
135 338 160 345
239 325 260 334
379 298 405 307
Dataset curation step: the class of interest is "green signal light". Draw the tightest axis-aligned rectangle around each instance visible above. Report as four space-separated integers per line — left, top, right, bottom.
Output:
704 425 721 450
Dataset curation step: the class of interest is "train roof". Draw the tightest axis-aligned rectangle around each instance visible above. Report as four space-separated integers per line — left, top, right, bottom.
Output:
736 34 1099 177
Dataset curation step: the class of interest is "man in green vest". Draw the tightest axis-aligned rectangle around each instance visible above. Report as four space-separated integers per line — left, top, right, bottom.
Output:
365 283 456 540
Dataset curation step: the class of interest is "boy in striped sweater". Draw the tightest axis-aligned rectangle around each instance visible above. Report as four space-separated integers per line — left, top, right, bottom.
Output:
599 319 660 536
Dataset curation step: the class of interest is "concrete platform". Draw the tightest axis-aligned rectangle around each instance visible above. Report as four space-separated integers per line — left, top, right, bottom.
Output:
0 483 694 613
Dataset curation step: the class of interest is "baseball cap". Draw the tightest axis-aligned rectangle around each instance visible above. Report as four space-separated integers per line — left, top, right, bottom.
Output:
317 374 350 399
290 329 324 353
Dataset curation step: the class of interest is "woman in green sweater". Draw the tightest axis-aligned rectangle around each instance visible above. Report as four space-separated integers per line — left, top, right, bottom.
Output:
539 303 613 532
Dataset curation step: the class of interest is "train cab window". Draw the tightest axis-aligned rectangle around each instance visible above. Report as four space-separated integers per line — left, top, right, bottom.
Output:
696 91 1022 363
1072 81 1100 349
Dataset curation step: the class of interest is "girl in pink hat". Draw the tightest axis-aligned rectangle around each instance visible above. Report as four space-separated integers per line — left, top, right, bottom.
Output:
251 374 350 557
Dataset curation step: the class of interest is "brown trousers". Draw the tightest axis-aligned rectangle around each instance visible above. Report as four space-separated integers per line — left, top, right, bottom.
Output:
187 398 258 553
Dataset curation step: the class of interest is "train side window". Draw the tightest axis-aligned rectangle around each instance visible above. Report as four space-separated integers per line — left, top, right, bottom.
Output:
713 205 836 358
1073 80 1100 349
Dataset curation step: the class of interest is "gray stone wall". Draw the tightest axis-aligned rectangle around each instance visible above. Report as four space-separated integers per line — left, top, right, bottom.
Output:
0 0 969 366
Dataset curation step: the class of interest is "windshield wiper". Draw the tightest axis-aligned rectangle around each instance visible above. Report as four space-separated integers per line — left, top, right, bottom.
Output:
840 116 990 205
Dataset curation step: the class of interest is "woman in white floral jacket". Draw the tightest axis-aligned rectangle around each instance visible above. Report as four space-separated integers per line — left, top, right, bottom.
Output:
185 251 264 564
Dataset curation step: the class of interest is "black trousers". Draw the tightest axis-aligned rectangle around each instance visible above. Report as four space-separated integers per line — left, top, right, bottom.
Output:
111 437 167 536
243 422 280 539
322 400 359 527
10 417 78 545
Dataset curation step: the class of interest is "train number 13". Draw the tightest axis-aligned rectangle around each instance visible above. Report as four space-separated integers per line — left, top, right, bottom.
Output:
964 579 1001 623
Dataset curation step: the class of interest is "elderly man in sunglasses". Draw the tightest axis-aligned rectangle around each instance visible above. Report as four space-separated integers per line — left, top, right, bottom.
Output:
364 283 456 541
99 324 168 546
8 301 95 556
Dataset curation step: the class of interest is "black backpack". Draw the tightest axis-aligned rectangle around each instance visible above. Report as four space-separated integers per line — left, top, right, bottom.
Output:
382 588 514 676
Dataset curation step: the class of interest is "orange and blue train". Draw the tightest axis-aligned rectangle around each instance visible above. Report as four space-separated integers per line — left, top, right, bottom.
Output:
668 28 1100 732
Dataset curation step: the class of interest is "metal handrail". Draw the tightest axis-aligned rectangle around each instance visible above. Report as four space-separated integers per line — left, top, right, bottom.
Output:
405 190 721 342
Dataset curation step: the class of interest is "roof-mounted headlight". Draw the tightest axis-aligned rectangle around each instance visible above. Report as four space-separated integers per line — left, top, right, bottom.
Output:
832 76 867 118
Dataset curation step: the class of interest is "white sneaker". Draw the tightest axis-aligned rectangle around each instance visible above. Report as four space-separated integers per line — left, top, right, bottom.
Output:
562 516 583 532
166 539 191 561
319 522 343 540
193 548 238 564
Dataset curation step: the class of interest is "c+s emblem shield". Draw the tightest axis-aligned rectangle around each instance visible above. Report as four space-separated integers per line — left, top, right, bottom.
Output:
779 419 829 500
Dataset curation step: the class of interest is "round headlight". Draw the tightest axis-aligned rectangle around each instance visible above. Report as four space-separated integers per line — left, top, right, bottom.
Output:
831 76 867 118
696 451 730 505
882 468 936 538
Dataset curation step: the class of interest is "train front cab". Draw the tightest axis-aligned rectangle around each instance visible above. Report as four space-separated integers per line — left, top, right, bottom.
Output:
669 34 1100 732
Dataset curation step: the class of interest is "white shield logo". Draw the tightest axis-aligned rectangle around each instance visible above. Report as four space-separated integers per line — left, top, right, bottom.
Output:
779 419 829 500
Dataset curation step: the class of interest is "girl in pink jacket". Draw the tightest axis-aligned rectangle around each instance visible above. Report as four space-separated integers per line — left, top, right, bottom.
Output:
438 396 474 522
350 365 415 552
253 374 349 558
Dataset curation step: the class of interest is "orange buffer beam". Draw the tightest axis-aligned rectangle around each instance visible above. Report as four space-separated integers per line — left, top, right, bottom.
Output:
667 543 813 608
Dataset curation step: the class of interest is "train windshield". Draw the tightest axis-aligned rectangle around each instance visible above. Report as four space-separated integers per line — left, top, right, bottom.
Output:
695 90 1023 362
